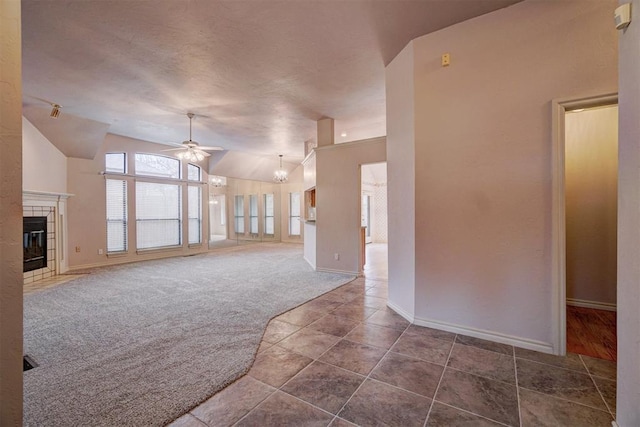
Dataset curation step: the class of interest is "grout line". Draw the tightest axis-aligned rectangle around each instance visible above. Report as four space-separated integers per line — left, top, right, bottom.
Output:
515 355 588 374
579 354 616 419
514 345 523 427
434 401 512 427
330 321 411 424
274 305 381 426
519 386 614 414
423 334 456 427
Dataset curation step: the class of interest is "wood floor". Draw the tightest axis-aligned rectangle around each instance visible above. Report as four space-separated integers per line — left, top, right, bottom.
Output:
566 305 617 362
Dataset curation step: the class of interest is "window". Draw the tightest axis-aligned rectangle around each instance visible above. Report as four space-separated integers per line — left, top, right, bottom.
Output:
135 153 180 179
188 186 202 244
187 164 201 181
105 153 126 174
106 179 127 252
289 192 301 236
136 182 182 249
264 194 274 236
234 195 244 234
220 197 226 226
249 194 258 234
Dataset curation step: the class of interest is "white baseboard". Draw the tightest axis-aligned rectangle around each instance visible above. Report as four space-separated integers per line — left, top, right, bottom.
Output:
387 301 415 323
413 316 555 354
567 298 617 312
316 267 359 276
303 256 316 270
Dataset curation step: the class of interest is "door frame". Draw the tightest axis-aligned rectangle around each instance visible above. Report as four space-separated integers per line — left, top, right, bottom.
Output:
551 92 618 355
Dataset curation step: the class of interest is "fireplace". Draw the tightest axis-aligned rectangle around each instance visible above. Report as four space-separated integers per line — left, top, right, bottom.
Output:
24 217 47 272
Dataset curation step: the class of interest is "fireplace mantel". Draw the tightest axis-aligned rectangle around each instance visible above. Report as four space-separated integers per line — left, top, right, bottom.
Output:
23 190 73 202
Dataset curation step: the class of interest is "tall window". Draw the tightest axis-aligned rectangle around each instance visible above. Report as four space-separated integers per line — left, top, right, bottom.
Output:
106 179 127 252
289 192 301 236
187 164 202 244
249 194 258 234
136 182 182 249
188 186 202 244
234 195 244 234
264 193 274 236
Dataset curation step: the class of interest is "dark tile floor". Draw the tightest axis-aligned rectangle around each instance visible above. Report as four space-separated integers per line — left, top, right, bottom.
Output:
169 274 616 427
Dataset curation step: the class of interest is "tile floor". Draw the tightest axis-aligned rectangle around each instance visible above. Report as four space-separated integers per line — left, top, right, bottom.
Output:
169 274 617 427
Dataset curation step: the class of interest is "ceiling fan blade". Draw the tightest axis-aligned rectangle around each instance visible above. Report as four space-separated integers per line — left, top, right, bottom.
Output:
198 146 224 151
160 147 185 152
196 150 212 157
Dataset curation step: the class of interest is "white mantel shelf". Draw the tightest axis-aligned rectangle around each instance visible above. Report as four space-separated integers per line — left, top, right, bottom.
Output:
23 190 74 201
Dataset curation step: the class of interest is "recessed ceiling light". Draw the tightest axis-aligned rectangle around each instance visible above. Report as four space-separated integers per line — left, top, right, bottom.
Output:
341 132 347 137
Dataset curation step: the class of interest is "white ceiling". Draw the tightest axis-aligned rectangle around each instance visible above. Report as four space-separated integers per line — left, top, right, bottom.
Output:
22 0 520 162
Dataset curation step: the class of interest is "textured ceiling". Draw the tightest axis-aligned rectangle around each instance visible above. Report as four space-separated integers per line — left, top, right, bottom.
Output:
22 0 520 162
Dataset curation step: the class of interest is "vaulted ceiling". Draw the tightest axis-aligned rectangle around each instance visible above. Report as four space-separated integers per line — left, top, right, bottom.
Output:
21 0 520 162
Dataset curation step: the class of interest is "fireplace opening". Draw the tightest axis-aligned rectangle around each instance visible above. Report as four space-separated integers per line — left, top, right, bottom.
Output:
24 216 47 272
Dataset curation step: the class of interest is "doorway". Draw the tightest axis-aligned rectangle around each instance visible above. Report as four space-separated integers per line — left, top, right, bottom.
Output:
552 93 618 359
208 194 227 243
360 162 388 280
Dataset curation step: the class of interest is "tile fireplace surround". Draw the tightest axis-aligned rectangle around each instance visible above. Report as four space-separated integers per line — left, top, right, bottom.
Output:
23 191 71 284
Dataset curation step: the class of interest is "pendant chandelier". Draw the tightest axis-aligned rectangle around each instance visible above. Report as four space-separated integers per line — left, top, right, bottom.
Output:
273 154 288 183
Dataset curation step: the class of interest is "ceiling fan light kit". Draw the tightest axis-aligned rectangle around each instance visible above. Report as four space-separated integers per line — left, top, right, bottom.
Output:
161 112 224 162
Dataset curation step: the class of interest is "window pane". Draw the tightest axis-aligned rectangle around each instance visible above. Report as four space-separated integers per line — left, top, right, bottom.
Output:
234 195 244 234
289 192 301 236
264 194 274 235
135 153 180 179
188 186 202 244
105 153 126 174
188 164 201 181
106 179 127 252
249 195 258 234
136 182 181 249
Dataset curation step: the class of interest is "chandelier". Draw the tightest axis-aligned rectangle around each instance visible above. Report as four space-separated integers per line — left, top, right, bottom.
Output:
273 154 288 183
210 176 225 187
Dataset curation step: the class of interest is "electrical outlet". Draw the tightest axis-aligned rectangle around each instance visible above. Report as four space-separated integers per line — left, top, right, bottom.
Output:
98 249 103 255
441 53 451 67
75 246 80 253
334 253 340 261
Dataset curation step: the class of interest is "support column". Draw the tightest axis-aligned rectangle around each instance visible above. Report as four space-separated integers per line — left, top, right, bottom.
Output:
0 0 24 424
317 117 334 147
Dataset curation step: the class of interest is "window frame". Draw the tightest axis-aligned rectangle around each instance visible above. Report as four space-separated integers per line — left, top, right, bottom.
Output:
289 192 301 236
263 193 275 236
234 195 245 234
106 178 128 253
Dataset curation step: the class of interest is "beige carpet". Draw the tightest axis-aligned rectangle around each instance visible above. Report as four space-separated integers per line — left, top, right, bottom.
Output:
23 243 354 427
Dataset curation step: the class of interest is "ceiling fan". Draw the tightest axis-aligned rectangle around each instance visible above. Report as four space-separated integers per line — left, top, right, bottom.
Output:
162 113 223 161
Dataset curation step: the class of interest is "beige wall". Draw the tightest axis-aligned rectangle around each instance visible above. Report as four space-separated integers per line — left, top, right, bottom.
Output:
387 0 618 349
23 117 67 193
315 137 386 274
67 133 210 269
386 40 416 319
616 0 640 423
565 106 618 306
0 0 23 423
